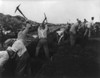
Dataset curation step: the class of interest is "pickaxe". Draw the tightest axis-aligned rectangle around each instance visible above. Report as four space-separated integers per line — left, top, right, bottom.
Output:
15 4 27 20
42 13 48 25
44 13 48 23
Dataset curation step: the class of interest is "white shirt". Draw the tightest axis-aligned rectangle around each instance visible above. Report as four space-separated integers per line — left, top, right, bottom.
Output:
38 25 48 38
7 39 27 57
56 28 65 36
86 20 94 28
6 25 30 57
32 35 38 38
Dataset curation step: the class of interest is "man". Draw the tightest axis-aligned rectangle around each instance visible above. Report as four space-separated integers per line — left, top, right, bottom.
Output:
84 17 94 38
35 18 49 60
69 19 81 46
83 19 88 37
56 27 65 44
90 17 94 28
0 20 31 78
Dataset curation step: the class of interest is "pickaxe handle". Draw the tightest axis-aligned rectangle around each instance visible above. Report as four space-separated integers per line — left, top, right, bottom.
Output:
42 13 48 24
17 8 27 20
44 13 48 23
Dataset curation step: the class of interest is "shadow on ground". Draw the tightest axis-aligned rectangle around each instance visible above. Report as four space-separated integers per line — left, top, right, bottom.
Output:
35 39 100 78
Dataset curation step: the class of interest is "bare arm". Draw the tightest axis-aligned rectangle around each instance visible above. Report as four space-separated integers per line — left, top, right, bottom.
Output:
22 25 31 35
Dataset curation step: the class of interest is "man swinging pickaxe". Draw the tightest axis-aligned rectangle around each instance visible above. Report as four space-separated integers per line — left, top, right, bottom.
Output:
15 4 27 20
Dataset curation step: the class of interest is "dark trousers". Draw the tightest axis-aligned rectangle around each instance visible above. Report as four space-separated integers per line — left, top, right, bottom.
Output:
15 51 30 78
7 50 30 78
36 38 49 58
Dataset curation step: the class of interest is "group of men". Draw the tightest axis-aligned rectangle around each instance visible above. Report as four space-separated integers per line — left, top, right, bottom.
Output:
56 17 95 46
69 17 94 46
0 16 95 78
0 17 49 78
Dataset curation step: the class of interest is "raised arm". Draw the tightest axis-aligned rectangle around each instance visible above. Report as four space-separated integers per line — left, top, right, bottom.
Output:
22 22 31 35
44 24 48 31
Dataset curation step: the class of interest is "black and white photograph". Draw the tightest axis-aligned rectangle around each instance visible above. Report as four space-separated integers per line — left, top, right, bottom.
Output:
0 0 100 78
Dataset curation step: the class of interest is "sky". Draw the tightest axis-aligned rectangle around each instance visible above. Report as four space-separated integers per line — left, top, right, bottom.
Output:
0 0 100 23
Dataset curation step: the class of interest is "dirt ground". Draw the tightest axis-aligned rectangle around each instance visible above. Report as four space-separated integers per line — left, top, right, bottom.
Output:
1 38 100 78
35 38 100 78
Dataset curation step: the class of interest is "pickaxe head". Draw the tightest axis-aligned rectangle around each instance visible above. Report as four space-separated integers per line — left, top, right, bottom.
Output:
15 4 21 13
15 4 27 20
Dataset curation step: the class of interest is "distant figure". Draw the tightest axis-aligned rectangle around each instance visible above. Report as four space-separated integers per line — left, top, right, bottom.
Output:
56 28 65 44
35 18 50 60
69 19 81 46
84 17 94 38
83 19 87 24
91 17 94 26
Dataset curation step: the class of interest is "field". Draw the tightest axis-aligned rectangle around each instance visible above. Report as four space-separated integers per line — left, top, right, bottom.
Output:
34 38 100 78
